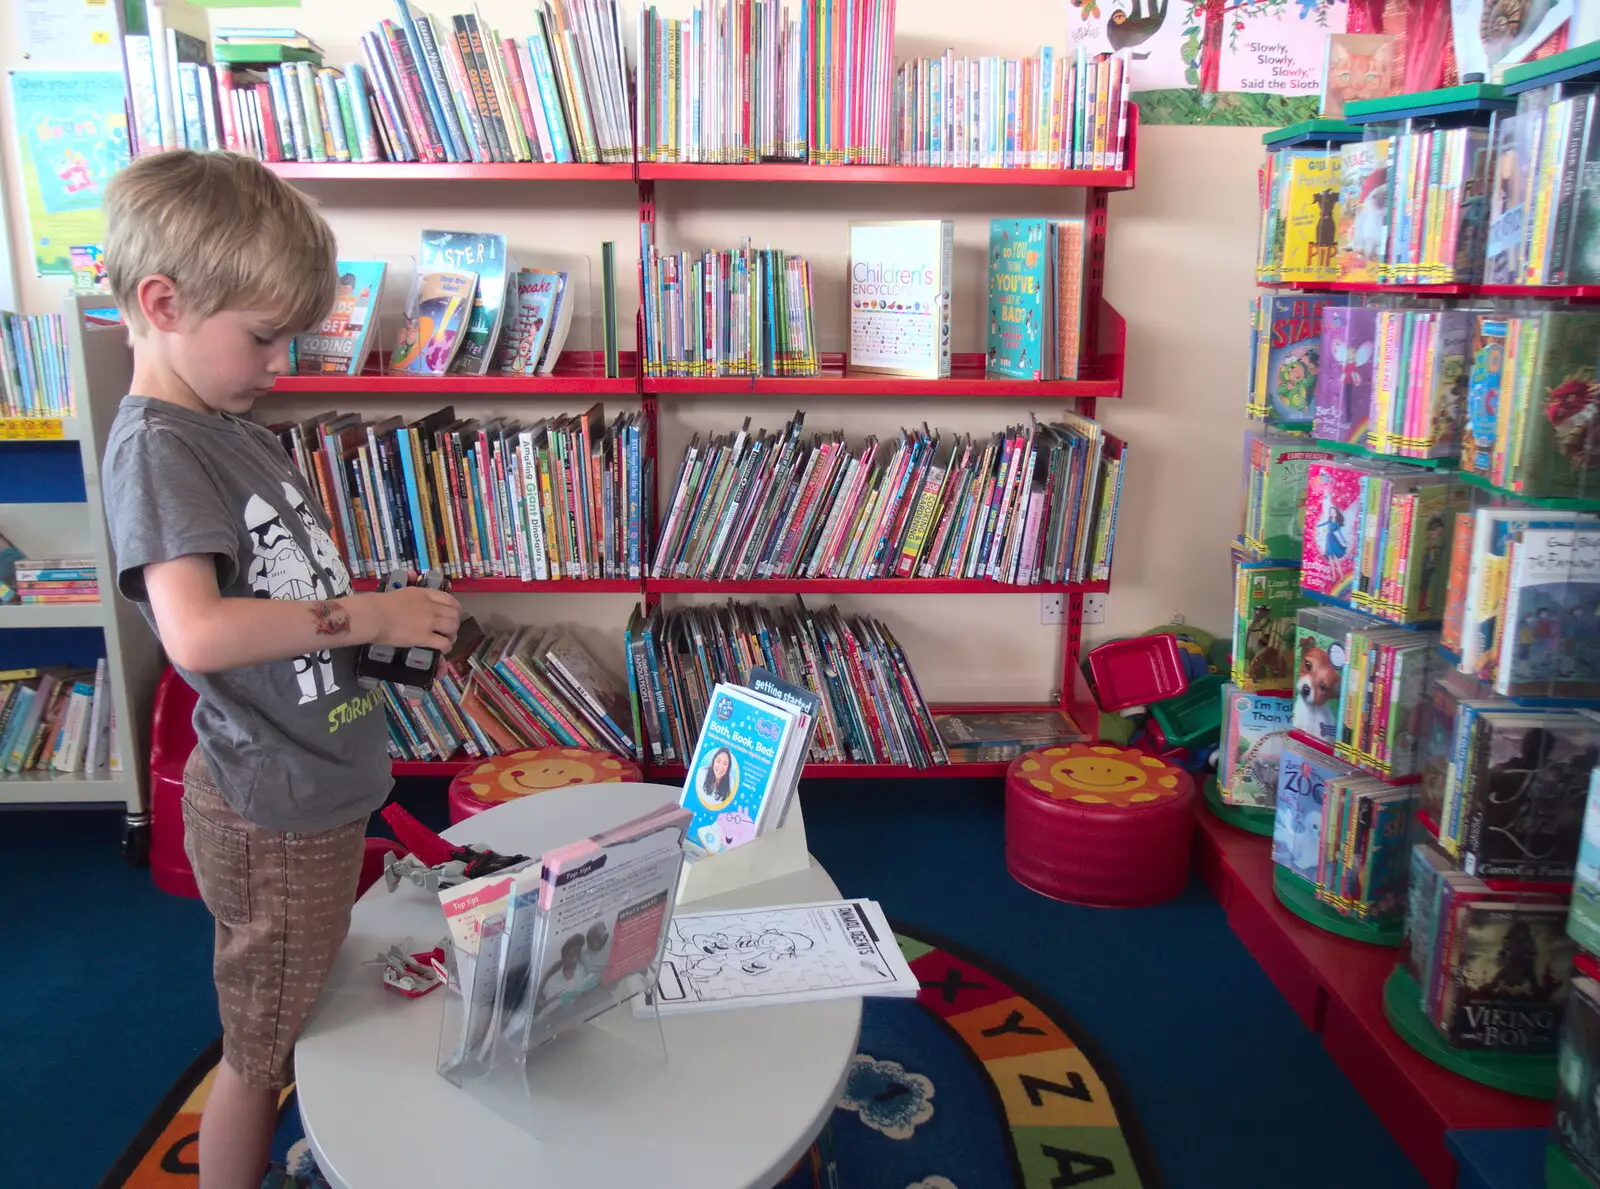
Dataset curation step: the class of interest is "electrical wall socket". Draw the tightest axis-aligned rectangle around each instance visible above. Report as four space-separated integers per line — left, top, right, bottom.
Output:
1084 593 1107 624
1039 593 1064 625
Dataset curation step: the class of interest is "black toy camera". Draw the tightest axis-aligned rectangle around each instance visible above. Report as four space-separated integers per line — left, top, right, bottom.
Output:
355 568 449 698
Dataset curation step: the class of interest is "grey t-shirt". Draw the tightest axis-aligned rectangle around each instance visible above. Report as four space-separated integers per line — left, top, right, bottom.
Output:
103 396 390 833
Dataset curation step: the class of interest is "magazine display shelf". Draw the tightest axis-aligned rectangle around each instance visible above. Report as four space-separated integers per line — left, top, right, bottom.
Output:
267 108 1140 782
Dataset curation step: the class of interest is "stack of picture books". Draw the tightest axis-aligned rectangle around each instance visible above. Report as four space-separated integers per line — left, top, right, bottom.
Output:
626 599 946 768
269 403 650 582
896 48 1130 170
984 218 1087 382
11 557 99 605
438 800 690 1079
1426 699 1600 881
1248 293 1341 429
1459 309 1600 500
0 311 73 419
678 671 816 856
1240 434 1334 562
640 227 818 378
1301 459 1464 623
1218 685 1292 809
1443 509 1600 697
1272 736 1416 924
0 660 116 776
385 617 641 763
650 410 1124 585
635 0 894 165
1399 838 1576 1053
126 3 632 164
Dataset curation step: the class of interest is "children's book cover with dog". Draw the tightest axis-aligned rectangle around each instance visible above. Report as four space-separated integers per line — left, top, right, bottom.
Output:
1273 739 1354 882
1220 685 1293 808
1293 605 1365 745
1314 305 1377 445
1510 311 1600 500
1301 462 1362 598
1444 901 1575 1052
391 268 477 376
1281 154 1342 284
1338 138 1390 283
1496 528 1600 699
1255 296 1338 429
1232 563 1303 691
1458 713 1600 884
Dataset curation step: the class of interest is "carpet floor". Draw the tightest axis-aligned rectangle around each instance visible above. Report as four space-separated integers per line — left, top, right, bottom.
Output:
2 778 1425 1189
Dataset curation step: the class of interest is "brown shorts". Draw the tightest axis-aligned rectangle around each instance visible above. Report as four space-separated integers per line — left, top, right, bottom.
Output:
182 749 367 1090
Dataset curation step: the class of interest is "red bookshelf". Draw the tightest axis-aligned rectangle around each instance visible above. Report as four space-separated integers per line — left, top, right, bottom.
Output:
312 107 1135 781
270 352 636 396
1194 812 1551 1189
268 162 634 182
637 162 1135 190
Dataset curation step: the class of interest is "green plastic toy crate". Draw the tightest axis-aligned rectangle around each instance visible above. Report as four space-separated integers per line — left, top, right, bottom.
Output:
1148 673 1226 750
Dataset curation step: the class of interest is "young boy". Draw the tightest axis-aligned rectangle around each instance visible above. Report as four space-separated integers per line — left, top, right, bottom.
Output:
100 150 461 1189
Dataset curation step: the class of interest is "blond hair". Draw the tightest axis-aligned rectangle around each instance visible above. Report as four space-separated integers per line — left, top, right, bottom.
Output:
105 150 337 334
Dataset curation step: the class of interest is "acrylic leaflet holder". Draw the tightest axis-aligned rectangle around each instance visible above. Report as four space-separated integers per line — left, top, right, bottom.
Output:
676 793 813 907
434 852 678 1149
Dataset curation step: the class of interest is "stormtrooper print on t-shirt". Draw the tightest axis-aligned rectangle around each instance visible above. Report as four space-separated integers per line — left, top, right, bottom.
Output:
243 482 354 705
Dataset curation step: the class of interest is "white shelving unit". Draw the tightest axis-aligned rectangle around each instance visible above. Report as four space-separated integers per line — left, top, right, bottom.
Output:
0 297 163 857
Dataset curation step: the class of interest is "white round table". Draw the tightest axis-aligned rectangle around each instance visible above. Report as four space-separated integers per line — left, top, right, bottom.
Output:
295 782 861 1189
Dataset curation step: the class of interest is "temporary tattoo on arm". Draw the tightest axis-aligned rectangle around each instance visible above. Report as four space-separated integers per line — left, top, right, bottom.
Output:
310 600 350 637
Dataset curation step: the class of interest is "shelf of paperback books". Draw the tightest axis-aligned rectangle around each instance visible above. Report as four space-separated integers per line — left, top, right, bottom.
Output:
1263 280 1600 302
269 163 636 183
634 161 1138 190
351 578 640 594
644 578 1110 595
271 352 637 396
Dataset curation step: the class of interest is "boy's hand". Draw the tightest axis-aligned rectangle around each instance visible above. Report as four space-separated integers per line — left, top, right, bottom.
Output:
365 586 462 652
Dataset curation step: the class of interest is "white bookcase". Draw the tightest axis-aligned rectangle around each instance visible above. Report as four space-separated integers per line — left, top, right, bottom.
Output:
0 296 163 861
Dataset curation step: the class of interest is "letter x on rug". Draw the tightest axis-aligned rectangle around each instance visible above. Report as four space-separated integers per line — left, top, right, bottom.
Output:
99 926 1164 1189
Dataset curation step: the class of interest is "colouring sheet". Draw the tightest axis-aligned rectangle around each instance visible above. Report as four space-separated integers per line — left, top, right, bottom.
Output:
643 899 920 1015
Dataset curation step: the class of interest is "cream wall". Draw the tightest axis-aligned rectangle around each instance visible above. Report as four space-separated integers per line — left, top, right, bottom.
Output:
0 0 1263 705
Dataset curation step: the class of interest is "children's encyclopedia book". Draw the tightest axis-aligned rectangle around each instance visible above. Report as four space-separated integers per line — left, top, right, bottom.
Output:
847 220 953 379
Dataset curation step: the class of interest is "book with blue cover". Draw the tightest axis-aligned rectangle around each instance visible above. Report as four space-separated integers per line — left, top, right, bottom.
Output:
1272 738 1357 882
419 230 515 375
679 682 806 856
986 218 1050 380
292 260 386 375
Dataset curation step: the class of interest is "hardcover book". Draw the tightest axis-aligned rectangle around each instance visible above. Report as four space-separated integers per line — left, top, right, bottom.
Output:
419 229 515 375
292 260 386 375
391 268 477 376
1219 685 1293 809
1252 295 1339 428
848 220 953 379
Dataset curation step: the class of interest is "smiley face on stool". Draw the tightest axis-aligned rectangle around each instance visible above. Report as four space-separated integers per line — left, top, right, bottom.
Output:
1016 744 1181 808
460 748 638 805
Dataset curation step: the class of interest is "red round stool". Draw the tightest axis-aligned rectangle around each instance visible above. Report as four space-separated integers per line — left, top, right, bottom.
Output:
448 747 644 824
1005 743 1197 907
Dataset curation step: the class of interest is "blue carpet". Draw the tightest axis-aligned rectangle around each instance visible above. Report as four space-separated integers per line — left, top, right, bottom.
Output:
2 779 1425 1189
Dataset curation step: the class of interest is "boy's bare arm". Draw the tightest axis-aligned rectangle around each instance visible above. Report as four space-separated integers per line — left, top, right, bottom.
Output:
143 554 461 674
